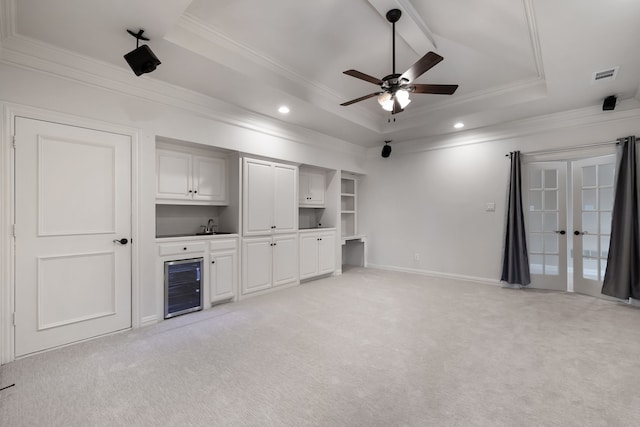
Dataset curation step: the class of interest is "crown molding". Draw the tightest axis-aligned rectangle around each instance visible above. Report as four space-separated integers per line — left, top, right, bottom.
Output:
523 0 545 79
0 28 365 157
369 100 640 157
169 13 383 132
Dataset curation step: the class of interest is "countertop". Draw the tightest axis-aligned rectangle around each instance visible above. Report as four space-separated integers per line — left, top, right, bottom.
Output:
156 233 238 242
298 227 336 233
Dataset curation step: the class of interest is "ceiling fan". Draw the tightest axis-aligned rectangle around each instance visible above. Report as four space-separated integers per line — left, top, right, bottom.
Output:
340 9 458 115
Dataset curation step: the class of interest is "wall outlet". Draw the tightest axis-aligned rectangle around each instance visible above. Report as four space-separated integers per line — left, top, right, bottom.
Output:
485 202 496 212
413 253 420 261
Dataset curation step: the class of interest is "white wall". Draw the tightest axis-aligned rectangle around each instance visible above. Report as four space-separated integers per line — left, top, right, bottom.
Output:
360 105 640 283
0 60 367 345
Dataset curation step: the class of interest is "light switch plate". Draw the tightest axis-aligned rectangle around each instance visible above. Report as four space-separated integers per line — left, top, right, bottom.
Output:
486 202 496 212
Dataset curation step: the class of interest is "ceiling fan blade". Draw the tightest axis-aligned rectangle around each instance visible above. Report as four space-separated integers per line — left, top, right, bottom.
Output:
411 84 458 95
340 92 381 106
343 70 384 85
392 97 404 115
400 51 444 83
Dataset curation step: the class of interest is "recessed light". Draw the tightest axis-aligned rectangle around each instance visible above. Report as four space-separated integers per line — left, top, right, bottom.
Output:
454 122 464 129
278 106 290 114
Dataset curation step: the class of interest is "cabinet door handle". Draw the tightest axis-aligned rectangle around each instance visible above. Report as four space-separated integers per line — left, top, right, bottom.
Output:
194 190 198 194
113 238 129 245
183 247 187 250
554 230 566 235
574 230 587 235
188 190 193 193
211 260 215 264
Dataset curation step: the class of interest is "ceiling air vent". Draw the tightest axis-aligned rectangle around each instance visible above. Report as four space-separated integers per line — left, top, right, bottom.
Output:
591 67 619 84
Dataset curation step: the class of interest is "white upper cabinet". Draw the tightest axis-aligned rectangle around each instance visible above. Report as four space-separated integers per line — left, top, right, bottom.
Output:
299 169 325 207
193 156 227 203
243 158 297 236
156 148 228 205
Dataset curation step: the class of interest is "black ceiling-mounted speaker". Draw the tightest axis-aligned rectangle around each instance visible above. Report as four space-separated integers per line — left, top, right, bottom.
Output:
603 95 617 111
124 29 161 76
381 140 392 158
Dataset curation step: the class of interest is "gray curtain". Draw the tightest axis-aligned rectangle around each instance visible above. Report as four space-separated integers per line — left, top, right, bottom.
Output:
602 136 640 299
501 151 531 286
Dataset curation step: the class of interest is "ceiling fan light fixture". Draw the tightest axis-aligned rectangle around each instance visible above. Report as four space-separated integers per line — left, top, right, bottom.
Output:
378 92 391 106
396 89 411 108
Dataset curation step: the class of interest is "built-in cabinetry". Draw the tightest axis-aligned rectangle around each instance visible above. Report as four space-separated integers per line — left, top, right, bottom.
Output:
243 158 297 235
341 175 357 238
241 157 299 296
156 148 228 205
208 238 238 304
299 168 325 207
157 235 239 314
241 234 298 294
299 229 336 280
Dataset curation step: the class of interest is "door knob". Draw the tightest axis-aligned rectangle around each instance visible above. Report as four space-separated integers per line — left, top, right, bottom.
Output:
113 238 129 245
554 230 566 235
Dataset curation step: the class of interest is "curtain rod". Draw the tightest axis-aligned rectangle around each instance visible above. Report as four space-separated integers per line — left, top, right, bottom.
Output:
504 137 636 157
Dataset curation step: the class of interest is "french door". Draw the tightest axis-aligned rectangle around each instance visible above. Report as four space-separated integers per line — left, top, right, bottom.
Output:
523 162 568 291
523 154 616 297
572 156 616 296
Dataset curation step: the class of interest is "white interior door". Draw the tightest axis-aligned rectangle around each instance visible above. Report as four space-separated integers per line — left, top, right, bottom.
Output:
572 155 616 297
14 117 132 357
523 162 568 290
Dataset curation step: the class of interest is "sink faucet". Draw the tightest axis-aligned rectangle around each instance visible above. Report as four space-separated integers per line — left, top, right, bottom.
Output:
206 218 216 234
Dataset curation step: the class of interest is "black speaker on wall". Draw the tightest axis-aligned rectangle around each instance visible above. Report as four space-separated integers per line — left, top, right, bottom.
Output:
124 45 161 76
381 140 392 158
124 29 161 76
602 95 617 111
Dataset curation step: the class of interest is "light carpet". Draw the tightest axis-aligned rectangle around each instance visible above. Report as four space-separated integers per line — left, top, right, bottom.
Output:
1 267 640 427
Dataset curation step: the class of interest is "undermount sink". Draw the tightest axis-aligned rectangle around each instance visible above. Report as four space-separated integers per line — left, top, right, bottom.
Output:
195 232 231 235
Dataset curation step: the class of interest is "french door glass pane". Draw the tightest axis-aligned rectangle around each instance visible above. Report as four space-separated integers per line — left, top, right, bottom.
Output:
543 212 558 232
529 212 543 232
579 162 614 282
544 170 557 188
583 235 598 257
527 168 562 278
598 163 615 186
529 234 543 252
545 255 559 275
582 165 597 186
530 254 543 274
582 212 598 233
583 258 598 280
530 170 543 188
544 190 558 210
529 190 542 210
582 189 597 210
600 236 610 258
599 188 614 209
544 234 558 253
600 212 612 234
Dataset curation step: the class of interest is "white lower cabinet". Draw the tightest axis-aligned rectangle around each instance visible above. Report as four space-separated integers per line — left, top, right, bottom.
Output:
299 229 336 280
242 233 298 295
209 239 238 303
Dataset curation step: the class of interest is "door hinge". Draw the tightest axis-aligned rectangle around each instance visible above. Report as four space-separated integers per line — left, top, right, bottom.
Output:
12 224 16 237
12 312 16 326
12 135 16 149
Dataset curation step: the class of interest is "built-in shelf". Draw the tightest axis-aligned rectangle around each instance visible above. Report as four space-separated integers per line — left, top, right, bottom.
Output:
340 175 357 238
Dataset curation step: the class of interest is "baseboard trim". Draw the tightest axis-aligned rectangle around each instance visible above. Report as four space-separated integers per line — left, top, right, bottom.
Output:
140 315 159 327
366 263 501 286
